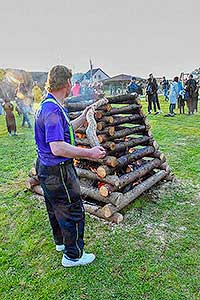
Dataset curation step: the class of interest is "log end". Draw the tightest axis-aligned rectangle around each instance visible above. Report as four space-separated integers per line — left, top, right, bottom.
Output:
97 166 107 178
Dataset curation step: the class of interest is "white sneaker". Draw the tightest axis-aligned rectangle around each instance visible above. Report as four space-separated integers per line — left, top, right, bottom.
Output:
62 252 95 267
56 244 65 252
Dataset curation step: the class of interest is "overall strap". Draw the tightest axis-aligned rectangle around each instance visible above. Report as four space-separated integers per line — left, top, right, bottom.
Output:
42 98 75 145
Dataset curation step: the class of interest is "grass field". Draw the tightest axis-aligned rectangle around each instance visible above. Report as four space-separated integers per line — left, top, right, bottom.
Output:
0 97 200 300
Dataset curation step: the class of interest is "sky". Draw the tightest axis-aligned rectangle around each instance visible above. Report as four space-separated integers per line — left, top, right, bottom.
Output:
0 0 199 78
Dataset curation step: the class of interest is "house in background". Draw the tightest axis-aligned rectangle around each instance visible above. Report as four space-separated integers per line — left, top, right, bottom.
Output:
80 68 110 82
103 74 144 95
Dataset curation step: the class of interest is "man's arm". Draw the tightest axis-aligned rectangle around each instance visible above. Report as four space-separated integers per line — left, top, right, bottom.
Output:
49 141 106 160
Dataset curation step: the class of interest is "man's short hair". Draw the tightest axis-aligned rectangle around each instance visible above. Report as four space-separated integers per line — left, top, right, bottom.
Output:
45 65 72 92
131 76 136 81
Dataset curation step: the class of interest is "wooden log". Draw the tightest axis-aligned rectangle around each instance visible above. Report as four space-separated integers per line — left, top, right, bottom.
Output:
76 167 120 186
107 94 138 104
96 165 112 178
80 185 123 206
109 125 147 140
67 95 95 103
86 107 100 147
150 150 165 160
159 162 170 173
32 185 44 196
29 167 37 177
101 170 168 217
95 111 103 119
107 136 151 155
76 138 90 146
69 112 82 120
112 114 143 126
99 158 164 197
66 99 96 112
96 103 112 112
97 125 147 143
105 104 141 116
101 116 114 124
77 126 115 137
26 177 40 190
96 146 155 178
116 146 155 169
84 203 123 224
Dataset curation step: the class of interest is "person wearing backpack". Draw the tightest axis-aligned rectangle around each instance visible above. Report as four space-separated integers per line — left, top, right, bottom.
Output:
34 65 106 267
185 74 197 114
127 77 143 95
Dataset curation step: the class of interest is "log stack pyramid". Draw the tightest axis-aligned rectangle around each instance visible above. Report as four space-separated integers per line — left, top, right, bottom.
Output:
27 93 171 224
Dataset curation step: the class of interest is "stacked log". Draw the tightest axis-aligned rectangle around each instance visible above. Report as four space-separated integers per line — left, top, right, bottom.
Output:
27 93 171 224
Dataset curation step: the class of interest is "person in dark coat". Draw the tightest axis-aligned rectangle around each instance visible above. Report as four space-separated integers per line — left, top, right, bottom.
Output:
3 99 17 136
185 74 197 114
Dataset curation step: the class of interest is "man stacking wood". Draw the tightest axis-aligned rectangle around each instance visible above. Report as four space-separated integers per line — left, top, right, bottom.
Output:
34 65 106 268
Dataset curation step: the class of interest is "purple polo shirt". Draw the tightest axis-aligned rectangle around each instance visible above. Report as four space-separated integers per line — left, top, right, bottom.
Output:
34 94 76 166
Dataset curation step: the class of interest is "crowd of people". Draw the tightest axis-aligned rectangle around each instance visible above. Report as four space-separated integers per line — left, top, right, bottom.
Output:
127 73 199 116
0 71 199 137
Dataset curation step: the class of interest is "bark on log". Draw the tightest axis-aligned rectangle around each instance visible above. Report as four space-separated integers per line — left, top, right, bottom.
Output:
101 170 168 217
66 99 96 112
96 146 155 178
105 104 141 116
69 112 82 120
80 185 123 206
150 150 166 161
26 177 40 190
101 116 114 124
99 158 164 197
83 203 123 224
107 136 151 155
109 125 147 140
96 165 112 178
107 94 138 104
116 146 155 169
76 138 91 146
76 167 120 186
86 107 100 147
32 185 44 196
112 114 143 126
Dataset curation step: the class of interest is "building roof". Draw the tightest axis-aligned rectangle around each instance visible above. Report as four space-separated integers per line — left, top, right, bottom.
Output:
80 68 110 81
103 74 138 83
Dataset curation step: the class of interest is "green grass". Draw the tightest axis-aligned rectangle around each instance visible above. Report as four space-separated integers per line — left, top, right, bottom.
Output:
0 98 200 300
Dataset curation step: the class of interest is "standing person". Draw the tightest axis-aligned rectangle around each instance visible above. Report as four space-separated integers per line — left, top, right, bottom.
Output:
2 99 17 136
127 77 143 95
0 98 4 115
185 74 197 114
193 83 199 113
20 101 32 128
71 81 81 97
34 65 106 267
161 76 169 101
146 78 154 114
164 77 179 117
177 73 185 114
146 74 162 114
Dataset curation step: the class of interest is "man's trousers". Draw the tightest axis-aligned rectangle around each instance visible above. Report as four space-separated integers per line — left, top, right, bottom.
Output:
37 159 85 259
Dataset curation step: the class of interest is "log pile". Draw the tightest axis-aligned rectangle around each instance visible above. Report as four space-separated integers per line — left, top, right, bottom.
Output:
27 94 171 224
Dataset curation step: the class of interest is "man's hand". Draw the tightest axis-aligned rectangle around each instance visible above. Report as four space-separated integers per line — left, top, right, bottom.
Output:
88 146 106 159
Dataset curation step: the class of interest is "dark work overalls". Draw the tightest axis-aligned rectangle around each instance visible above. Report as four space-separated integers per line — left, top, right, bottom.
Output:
37 98 85 259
